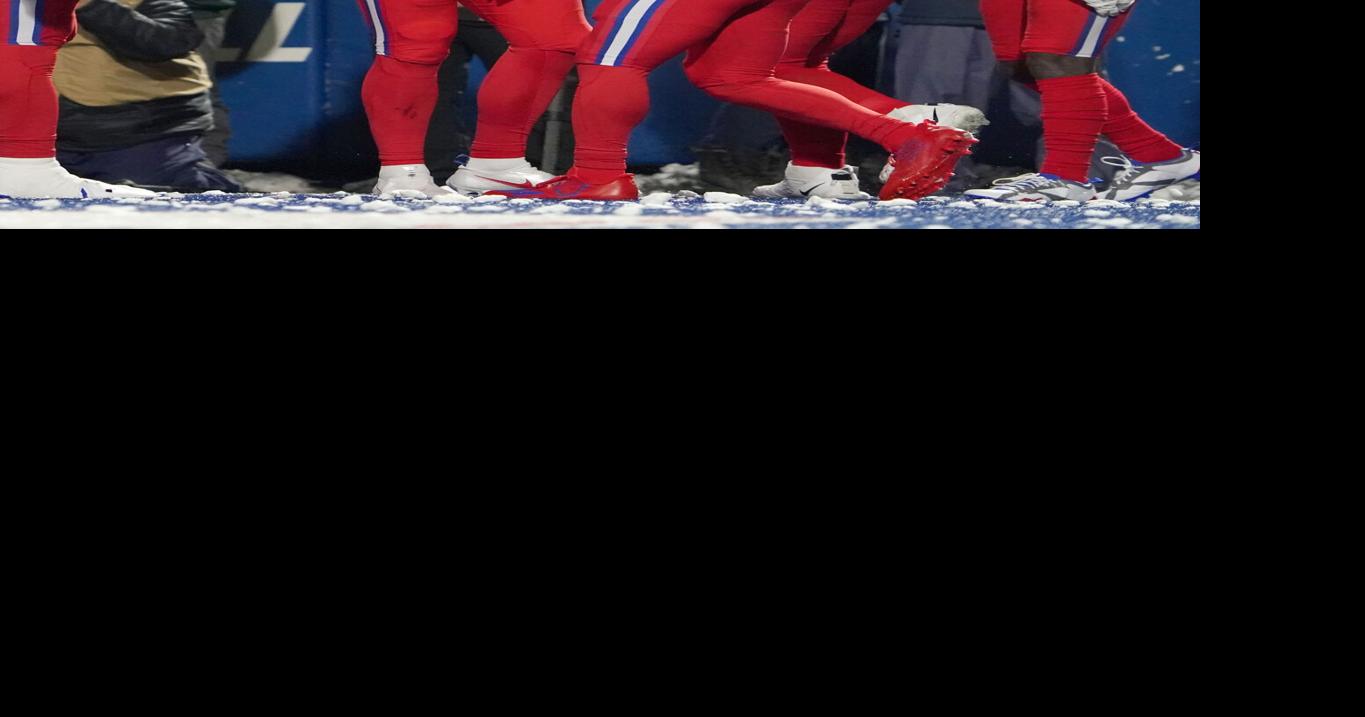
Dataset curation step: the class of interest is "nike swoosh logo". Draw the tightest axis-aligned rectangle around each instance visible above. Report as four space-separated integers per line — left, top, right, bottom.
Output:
551 182 592 198
800 183 826 197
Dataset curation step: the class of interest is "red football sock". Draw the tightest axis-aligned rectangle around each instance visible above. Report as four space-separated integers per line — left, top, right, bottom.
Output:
1037 73 1108 183
471 48 577 159
778 117 847 169
362 55 440 166
570 64 650 181
1099 79 1183 164
0 45 60 158
772 62 910 169
692 74 922 154
776 65 907 115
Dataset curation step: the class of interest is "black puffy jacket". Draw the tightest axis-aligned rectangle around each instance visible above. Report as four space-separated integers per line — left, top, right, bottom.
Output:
56 0 212 152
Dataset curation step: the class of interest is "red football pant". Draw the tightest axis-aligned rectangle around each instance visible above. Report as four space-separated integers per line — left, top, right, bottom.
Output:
777 0 907 169
978 0 1180 180
572 0 922 180
979 0 1129 61
358 0 591 166
0 0 78 158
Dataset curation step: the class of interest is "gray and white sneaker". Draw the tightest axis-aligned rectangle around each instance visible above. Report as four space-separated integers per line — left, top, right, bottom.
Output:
1099 149 1200 201
753 163 870 200
964 173 1097 202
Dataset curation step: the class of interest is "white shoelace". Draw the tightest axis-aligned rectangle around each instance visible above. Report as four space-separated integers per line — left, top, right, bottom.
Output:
1101 156 1144 187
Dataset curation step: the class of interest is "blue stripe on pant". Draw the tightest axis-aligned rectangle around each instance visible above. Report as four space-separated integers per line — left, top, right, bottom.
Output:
32 0 46 45
596 0 667 67
9 0 22 45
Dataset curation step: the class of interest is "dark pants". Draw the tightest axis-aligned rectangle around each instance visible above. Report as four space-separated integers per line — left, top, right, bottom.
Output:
193 11 234 168
59 135 244 192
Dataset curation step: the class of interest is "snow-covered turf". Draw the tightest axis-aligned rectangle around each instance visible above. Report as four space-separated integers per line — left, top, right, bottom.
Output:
0 191 1199 230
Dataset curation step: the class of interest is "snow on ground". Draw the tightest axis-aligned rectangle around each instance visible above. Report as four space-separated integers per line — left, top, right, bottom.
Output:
0 191 1200 230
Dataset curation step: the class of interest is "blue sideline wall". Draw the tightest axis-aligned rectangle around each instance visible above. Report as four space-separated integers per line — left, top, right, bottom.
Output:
216 0 1199 178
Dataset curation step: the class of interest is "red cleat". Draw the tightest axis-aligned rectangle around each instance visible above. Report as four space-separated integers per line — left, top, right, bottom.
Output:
484 170 640 201
878 122 979 201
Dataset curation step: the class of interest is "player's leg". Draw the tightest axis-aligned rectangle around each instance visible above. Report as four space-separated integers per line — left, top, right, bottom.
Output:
780 0 988 122
490 0 764 200
1096 75 1199 200
759 0 989 199
1079 6 1196 199
682 0 976 200
758 0 890 199
0 0 152 198
447 0 592 194
358 0 461 197
777 0 906 113
968 0 1110 200
978 0 1027 80
973 0 1195 201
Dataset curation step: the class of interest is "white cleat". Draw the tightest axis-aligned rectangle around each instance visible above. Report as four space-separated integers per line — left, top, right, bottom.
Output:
964 173 1097 202
0 157 155 199
887 103 991 135
373 164 459 199
447 158 556 196
1100 149 1200 201
879 104 990 184
753 163 871 200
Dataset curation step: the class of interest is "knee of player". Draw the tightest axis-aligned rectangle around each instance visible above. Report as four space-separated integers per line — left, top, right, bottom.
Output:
373 53 444 78
384 26 457 64
553 23 593 53
1024 53 1097 80
772 59 808 79
510 14 592 54
684 68 757 97
380 36 452 66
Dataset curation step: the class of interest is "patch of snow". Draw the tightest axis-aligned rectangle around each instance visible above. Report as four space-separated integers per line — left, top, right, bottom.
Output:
703 191 747 204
